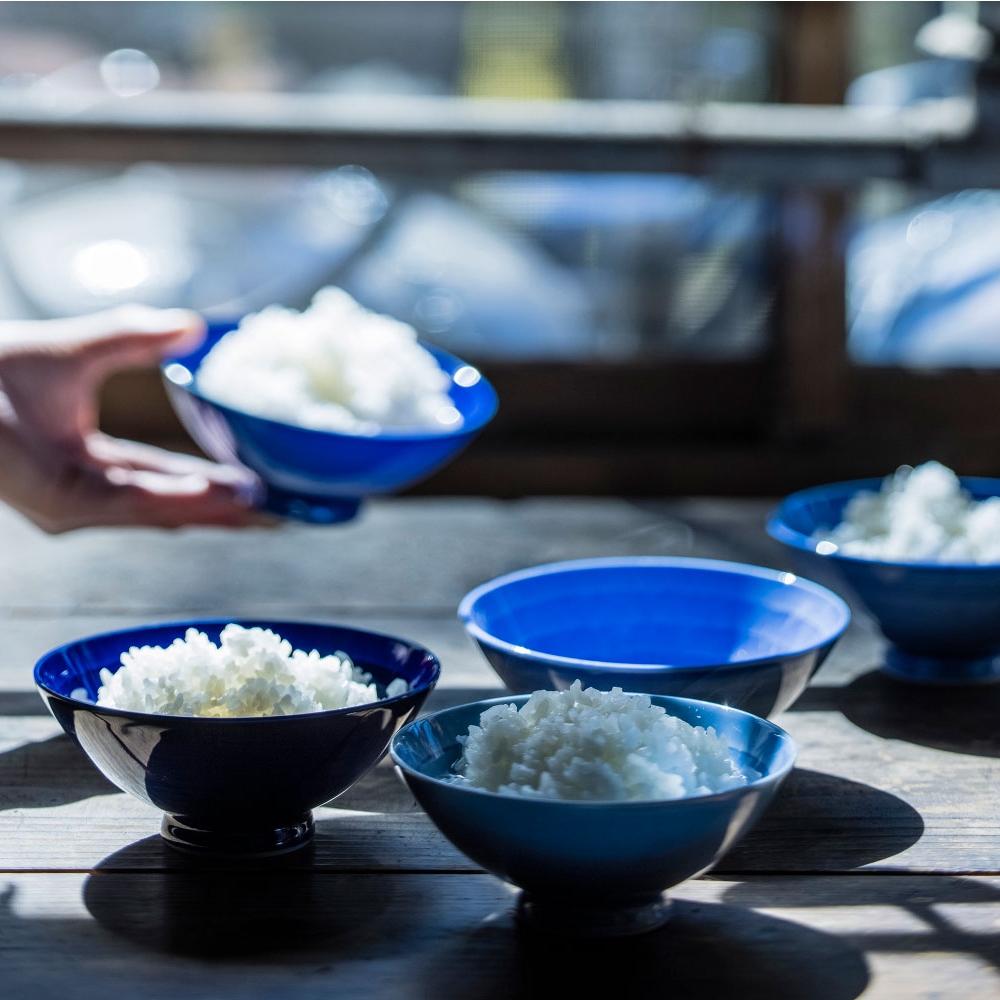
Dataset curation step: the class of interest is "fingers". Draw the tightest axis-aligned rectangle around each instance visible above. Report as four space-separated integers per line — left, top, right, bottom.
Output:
0 456 270 534
97 465 272 530
1 305 205 361
45 466 270 533
0 429 270 533
0 308 275 533
74 305 206 383
81 434 268 530
0 306 208 444
87 434 259 501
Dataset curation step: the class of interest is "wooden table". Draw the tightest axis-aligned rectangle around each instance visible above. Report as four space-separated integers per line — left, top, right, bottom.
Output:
2 496 999 999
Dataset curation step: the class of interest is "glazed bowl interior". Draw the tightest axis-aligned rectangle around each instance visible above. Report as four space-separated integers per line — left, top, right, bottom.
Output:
458 557 850 716
767 477 1000 683
162 321 498 523
391 693 796 936
35 619 440 856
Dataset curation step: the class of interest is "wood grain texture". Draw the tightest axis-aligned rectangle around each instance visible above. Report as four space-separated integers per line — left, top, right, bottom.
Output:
1 497 998 997
0 872 999 1000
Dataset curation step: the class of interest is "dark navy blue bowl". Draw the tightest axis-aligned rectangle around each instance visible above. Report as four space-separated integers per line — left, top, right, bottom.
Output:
458 557 850 718
35 619 440 856
162 321 498 524
391 693 796 937
768 477 1000 684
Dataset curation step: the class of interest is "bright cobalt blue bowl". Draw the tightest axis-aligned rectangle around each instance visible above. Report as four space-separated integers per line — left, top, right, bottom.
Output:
162 321 498 524
35 619 440 856
391 693 796 937
458 556 850 718
768 477 1000 684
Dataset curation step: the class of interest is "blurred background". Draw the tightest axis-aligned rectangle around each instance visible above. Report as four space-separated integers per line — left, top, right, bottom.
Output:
0 0 996 497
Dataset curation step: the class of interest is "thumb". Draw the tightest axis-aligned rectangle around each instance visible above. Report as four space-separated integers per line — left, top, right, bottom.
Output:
74 306 206 382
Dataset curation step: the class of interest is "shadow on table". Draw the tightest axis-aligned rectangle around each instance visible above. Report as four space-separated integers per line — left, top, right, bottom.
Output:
0 691 117 808
0 691 52 716
723 874 1000 976
0 734 117 809
720 767 924 871
792 669 1000 757
83 837 433 958
415 898 869 1000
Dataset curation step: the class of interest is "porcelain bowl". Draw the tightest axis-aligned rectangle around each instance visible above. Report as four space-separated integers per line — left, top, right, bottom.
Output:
768 477 1000 684
391 693 796 936
162 321 498 524
35 619 440 856
458 556 850 717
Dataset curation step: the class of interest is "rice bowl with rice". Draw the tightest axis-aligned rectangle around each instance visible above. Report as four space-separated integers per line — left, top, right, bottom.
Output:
195 286 461 436
452 682 755 801
812 460 1000 563
90 623 410 718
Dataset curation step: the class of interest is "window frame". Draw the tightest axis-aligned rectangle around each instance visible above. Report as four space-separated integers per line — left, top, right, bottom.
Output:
8 3 1000 496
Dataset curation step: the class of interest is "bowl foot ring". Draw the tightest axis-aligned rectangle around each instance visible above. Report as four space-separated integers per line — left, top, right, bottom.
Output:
883 647 1000 685
517 891 672 937
160 811 315 857
262 486 362 525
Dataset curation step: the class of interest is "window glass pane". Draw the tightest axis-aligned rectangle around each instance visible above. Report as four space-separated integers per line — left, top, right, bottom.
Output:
0 1 777 102
0 161 772 361
845 5 997 368
849 182 1000 368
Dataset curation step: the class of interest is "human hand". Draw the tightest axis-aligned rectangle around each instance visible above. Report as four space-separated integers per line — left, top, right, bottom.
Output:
0 306 262 533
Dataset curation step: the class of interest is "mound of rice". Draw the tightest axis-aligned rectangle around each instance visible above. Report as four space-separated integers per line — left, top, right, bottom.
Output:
196 286 458 435
453 681 749 801
94 623 408 718
812 461 1000 563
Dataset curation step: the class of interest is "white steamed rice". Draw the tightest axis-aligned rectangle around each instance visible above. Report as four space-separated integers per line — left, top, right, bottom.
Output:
93 623 409 718
812 460 1000 563
196 286 459 435
452 681 750 801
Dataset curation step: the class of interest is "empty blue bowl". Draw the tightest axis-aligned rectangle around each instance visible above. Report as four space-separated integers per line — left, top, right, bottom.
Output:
162 321 498 524
457 557 850 717
768 477 1000 684
35 619 440 856
391 693 796 936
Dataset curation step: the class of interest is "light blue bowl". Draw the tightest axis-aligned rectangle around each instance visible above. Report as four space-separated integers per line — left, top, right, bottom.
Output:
768 477 1000 684
163 321 498 524
458 557 850 717
391 693 796 936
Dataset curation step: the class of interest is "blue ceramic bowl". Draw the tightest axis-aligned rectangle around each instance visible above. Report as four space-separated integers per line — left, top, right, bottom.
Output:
391 693 796 936
35 619 440 856
162 321 498 523
768 477 1000 684
457 556 850 718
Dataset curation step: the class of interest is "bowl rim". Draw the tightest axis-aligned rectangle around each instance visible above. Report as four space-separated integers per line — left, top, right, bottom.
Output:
33 617 441 725
390 692 798 808
162 333 499 443
767 475 1000 570
457 555 851 673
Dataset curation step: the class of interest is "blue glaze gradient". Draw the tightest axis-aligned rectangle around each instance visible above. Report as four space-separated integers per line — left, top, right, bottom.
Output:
35 620 440 854
391 694 796 935
162 321 498 523
768 478 1000 682
458 557 849 718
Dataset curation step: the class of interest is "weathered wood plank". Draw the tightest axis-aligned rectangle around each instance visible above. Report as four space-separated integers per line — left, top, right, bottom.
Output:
0 497 793 614
0 712 998 877
0 498 997 996
0 871 998 1000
